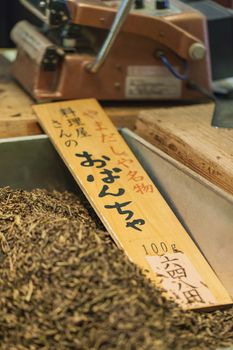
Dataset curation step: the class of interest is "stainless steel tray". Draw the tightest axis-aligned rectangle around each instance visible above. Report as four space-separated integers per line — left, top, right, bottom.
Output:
0 135 77 192
0 132 232 298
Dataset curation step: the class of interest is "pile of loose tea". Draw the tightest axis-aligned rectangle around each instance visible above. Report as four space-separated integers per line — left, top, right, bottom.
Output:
0 187 232 350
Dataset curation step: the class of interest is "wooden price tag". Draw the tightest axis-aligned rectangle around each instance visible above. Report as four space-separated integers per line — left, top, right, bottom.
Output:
33 99 232 310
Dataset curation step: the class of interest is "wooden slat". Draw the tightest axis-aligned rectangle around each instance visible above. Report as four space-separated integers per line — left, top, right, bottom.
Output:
0 55 41 137
136 103 233 196
34 98 232 310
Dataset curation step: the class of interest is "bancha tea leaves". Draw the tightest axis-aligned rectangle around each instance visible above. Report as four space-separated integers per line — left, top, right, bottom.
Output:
0 187 232 350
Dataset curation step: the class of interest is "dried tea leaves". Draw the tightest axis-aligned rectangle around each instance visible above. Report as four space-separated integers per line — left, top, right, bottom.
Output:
0 187 232 350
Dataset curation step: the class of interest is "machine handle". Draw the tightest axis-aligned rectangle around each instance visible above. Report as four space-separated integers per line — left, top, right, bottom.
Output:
87 0 134 73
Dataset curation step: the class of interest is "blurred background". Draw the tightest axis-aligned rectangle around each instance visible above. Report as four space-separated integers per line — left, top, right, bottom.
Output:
0 0 232 81
0 1 35 47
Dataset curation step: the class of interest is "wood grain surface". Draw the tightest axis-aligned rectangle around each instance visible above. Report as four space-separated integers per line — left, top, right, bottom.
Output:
34 98 232 310
0 55 42 137
136 104 233 195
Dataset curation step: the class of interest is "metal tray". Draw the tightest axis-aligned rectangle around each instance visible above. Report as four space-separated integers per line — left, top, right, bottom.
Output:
0 132 232 298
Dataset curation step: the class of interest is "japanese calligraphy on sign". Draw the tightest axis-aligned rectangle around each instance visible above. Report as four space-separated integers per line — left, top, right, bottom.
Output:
75 151 145 231
146 253 216 307
33 98 232 310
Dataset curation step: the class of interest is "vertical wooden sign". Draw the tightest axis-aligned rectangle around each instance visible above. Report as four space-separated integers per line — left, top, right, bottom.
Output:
33 99 232 310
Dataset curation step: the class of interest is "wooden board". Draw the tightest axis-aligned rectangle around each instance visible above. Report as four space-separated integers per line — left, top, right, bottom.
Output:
136 103 233 196
33 98 232 310
0 55 42 137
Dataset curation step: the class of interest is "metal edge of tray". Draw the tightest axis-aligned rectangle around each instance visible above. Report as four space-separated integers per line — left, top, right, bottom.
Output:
120 128 233 298
0 135 78 192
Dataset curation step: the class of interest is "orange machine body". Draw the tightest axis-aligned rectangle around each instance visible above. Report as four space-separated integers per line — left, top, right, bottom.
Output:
11 0 212 101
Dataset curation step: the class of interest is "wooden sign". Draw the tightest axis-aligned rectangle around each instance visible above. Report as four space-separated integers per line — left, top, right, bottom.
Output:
33 99 232 310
